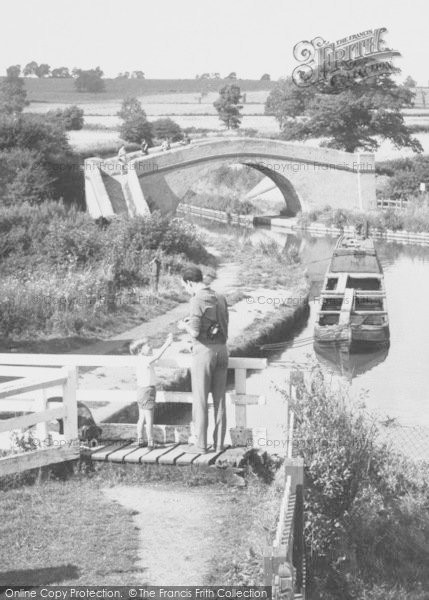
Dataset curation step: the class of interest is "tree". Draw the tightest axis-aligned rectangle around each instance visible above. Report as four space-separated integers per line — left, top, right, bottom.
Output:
265 78 315 128
0 114 76 205
404 75 417 88
213 84 243 129
266 71 422 153
23 61 39 77
0 71 29 116
35 63 50 78
131 71 145 79
116 72 130 79
117 97 153 144
74 68 105 93
260 73 271 81
151 118 183 142
0 114 71 162
6 65 21 78
226 72 237 80
51 67 71 78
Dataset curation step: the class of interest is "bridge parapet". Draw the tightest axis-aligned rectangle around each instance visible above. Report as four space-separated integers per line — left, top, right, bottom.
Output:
85 138 376 218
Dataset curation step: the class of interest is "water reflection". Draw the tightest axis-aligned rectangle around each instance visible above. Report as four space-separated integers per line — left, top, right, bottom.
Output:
314 343 390 380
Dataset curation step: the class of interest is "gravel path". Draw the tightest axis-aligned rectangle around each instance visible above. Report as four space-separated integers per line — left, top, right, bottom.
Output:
103 484 229 585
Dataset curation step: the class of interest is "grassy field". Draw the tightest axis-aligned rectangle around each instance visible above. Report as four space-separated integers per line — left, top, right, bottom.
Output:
15 77 274 103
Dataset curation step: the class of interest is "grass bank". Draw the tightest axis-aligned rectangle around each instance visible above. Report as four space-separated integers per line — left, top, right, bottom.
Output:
297 202 429 234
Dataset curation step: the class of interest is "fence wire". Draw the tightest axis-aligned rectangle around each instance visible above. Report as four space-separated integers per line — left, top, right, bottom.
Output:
377 423 429 462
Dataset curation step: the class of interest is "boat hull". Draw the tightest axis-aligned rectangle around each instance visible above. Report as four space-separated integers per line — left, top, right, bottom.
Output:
314 324 390 350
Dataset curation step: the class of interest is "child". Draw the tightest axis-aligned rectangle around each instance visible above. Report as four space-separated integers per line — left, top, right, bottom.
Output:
130 333 173 447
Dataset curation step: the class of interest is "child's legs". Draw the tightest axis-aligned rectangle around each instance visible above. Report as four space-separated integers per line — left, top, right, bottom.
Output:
137 406 146 442
143 408 154 442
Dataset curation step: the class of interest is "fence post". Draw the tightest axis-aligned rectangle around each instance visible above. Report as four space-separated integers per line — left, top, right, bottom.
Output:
234 368 247 426
35 388 49 445
62 366 78 444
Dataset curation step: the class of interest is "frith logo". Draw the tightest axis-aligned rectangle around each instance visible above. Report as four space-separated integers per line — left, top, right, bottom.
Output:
292 28 400 89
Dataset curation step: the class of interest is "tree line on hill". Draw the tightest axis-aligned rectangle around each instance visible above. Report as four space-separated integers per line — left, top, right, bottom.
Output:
6 63 272 92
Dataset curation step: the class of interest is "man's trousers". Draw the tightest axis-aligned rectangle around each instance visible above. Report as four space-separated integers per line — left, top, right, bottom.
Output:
191 342 229 450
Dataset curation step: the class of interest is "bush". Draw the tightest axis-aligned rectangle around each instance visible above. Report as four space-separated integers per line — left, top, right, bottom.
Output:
286 367 429 599
0 207 212 338
0 148 53 205
47 105 84 130
151 117 183 142
378 155 429 199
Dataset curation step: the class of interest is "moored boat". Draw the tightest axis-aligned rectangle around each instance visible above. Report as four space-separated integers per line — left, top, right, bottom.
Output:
314 235 390 350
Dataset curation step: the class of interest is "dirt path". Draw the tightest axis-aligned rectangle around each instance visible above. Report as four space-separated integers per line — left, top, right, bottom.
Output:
103 484 230 585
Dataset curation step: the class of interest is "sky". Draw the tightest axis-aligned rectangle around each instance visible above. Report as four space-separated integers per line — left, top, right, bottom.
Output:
0 0 427 83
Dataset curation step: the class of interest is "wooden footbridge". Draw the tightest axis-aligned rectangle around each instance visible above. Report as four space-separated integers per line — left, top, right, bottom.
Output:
0 353 275 475
0 352 305 599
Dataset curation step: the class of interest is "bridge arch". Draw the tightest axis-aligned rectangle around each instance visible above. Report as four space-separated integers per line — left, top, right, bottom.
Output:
243 161 302 216
84 138 376 218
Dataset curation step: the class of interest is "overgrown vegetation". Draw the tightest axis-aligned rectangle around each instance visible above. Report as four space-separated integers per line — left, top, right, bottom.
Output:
297 200 429 233
376 154 429 199
285 367 429 599
0 203 211 340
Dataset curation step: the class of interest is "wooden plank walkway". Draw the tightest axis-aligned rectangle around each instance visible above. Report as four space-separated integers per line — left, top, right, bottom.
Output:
88 442 245 467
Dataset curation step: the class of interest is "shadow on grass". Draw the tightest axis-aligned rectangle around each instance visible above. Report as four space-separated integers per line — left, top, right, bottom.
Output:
0 564 79 588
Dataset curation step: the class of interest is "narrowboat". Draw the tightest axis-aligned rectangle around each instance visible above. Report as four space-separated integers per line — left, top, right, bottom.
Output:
314 235 390 350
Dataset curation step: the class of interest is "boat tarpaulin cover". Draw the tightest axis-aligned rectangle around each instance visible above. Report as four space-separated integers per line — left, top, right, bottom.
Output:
330 252 380 273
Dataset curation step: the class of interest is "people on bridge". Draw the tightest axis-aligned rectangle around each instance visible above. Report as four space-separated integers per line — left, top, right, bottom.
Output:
141 139 149 155
130 333 173 448
161 138 171 152
118 144 127 170
178 266 229 454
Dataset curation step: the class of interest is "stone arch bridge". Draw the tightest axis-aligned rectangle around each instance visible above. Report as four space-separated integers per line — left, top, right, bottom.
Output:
84 138 376 218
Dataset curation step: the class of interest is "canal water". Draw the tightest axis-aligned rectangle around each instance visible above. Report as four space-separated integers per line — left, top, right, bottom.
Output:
187 216 429 428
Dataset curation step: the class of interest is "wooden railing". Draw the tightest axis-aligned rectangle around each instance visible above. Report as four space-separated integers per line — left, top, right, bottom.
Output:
376 198 408 210
0 354 268 475
177 203 254 227
264 406 305 599
0 366 79 477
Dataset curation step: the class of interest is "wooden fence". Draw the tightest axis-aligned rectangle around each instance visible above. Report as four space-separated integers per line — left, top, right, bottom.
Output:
264 408 305 599
177 203 254 227
0 354 269 477
0 366 79 477
376 198 408 210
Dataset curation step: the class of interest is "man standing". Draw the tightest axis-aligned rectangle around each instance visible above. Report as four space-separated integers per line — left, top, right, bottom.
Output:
178 266 229 453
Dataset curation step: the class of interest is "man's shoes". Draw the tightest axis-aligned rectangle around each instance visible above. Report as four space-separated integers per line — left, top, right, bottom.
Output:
184 444 208 454
215 446 225 453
